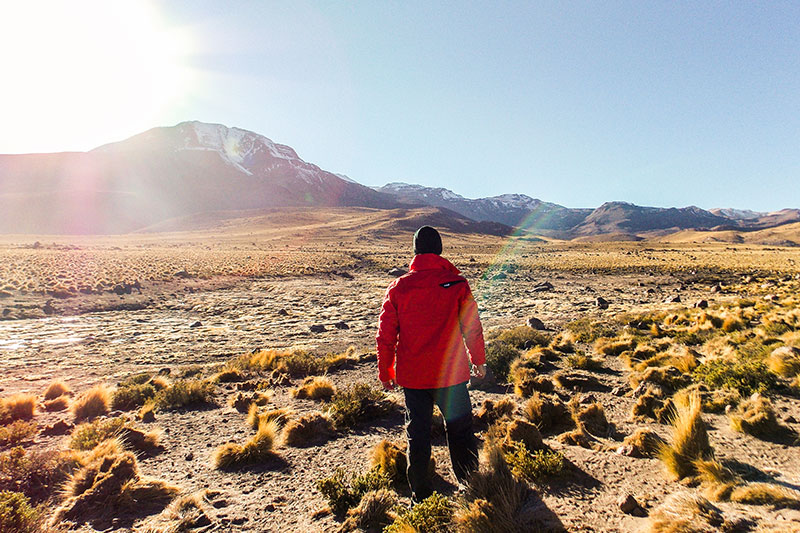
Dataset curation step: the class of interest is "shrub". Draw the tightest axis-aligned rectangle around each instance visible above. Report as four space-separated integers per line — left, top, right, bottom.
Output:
275 350 327 377
326 384 395 429
291 376 336 401
674 384 741 414
43 380 71 401
0 447 82 503
491 327 551 350
0 395 36 425
0 422 37 448
341 489 397 532
657 392 713 480
385 492 453 533
213 420 279 469
522 393 570 434
71 385 111 422
503 442 565 482
111 383 156 411
153 379 215 410
69 418 127 450
484 342 521 382
316 467 391 515
0 490 40 533
693 358 778 396
729 395 792 440
283 413 335 447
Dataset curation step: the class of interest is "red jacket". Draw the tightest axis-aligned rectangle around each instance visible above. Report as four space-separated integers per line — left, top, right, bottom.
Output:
376 254 486 389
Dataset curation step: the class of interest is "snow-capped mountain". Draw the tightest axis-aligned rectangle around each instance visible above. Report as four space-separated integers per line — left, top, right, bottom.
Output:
0 122 399 233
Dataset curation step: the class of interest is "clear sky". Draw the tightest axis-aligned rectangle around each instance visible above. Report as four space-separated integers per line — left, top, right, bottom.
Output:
2 1 799 211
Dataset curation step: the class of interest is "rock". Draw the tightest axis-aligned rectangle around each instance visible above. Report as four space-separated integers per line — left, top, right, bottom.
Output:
265 504 276 512
387 267 407 277
141 409 155 423
527 316 546 330
50 289 75 299
309 324 326 333
42 302 56 315
616 445 635 457
532 281 553 292
333 321 349 330
618 494 642 515
42 420 73 436
595 297 609 309
0 290 13 298
469 365 496 390
664 295 681 303
2 309 10 317
579 393 596 404
611 386 628 397
764 294 779 302
185 452 194 461
694 299 708 309
174 270 192 279
158 367 171 375
113 283 132 295
493 272 507 280
710 284 722 293
190 321 203 328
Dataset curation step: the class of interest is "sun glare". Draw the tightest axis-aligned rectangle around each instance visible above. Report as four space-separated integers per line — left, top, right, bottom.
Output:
0 0 192 153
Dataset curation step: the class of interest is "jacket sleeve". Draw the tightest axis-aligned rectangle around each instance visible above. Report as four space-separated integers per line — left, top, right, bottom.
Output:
458 282 486 366
376 285 399 382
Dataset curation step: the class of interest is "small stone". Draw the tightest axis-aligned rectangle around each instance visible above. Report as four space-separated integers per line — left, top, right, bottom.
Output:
618 494 641 514
532 281 553 292
527 316 546 330
158 367 171 375
664 295 681 303
265 503 276 512
694 299 708 309
710 284 722 293
185 452 194 461
212 499 229 509
388 267 407 277
277 309 288 316
42 302 56 315
190 321 202 328
616 445 635 457
174 270 192 279
595 297 609 309
333 321 349 330
764 294 779 302
309 324 326 333
610 386 627 397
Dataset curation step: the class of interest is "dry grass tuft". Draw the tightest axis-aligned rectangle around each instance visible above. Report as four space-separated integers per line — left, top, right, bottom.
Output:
729 395 792 440
594 336 637 356
291 376 336 401
766 346 800 377
572 402 610 437
565 352 604 371
622 428 666 458
283 412 335 447
71 385 111 422
247 406 291 431
43 380 71 401
212 419 279 469
341 489 398 532
0 395 37 425
152 379 215 410
43 397 70 412
475 397 517 426
0 446 83 504
557 428 594 449
522 393 570 434
326 384 396 429
729 483 800 509
630 366 691 392
370 440 408 486
143 490 216 532
657 392 713 480
646 492 725 532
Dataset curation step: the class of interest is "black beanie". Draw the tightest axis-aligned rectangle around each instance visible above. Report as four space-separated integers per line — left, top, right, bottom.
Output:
413 226 442 255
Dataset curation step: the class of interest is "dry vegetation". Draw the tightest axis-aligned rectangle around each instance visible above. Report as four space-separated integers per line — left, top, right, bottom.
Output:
2 231 800 531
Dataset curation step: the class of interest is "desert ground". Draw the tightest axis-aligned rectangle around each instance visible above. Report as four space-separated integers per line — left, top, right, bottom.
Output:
1 212 800 532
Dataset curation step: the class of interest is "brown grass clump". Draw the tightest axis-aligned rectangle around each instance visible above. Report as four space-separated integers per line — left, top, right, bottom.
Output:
674 384 740 414
646 492 725 532
43 397 70 412
475 397 516 426
729 395 792 440
212 368 244 383
766 346 800 377
557 428 594 449
341 489 398 532
501 418 544 452
0 421 38 448
522 393 570 434
553 371 604 391
52 449 178 527
594 336 636 356
572 402 610 437
550 331 576 353
291 376 336 401
247 406 291 431
657 392 713 480
139 403 156 422
490 326 551 350
212 420 279 469
370 440 408 486
43 380 71 401
70 418 161 455
152 379 215 410
283 412 335 447
630 366 691 392
453 442 547 532
729 483 800 509
565 352 604 371
631 389 676 424
721 316 745 332
71 385 111 422
0 394 37 425
143 490 216 532
513 371 554 398
634 346 698 374
622 428 666 458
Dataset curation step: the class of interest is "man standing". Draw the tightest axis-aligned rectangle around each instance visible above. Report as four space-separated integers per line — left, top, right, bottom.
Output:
376 225 487 502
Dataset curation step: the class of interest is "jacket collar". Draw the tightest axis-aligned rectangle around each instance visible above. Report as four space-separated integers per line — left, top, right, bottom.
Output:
409 254 460 274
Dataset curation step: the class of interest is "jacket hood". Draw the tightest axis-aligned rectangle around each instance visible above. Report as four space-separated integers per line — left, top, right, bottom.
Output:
409 254 460 274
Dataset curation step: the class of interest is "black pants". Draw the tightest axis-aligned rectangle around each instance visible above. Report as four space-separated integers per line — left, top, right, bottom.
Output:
403 383 479 501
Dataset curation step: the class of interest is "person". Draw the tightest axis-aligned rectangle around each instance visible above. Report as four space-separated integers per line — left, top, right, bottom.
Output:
376 225 487 502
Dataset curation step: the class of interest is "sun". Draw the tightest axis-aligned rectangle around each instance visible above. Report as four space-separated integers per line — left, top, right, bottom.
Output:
0 0 192 153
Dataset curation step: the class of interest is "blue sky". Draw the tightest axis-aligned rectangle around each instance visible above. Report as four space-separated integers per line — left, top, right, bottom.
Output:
3 1 799 211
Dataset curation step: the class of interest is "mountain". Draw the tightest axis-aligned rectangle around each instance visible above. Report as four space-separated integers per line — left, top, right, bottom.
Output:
0 121 400 234
571 202 730 236
376 182 591 230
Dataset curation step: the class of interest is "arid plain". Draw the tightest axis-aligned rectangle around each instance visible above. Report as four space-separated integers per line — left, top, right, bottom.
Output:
1 207 800 532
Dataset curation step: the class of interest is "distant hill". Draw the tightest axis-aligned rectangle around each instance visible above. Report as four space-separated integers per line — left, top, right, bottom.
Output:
1 120 798 239
0 122 400 234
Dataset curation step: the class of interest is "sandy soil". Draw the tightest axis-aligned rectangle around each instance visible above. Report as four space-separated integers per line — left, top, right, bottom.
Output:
2 234 800 532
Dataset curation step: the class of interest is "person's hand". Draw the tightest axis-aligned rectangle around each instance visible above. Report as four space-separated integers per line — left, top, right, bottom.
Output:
472 364 486 379
381 379 397 391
